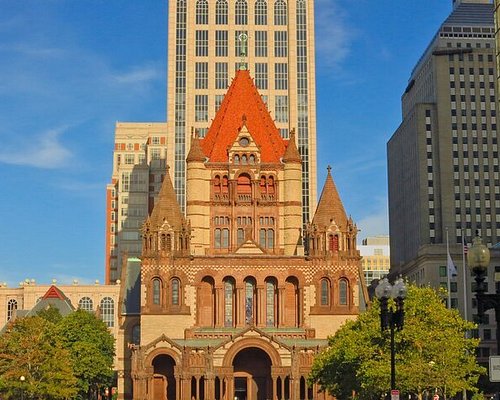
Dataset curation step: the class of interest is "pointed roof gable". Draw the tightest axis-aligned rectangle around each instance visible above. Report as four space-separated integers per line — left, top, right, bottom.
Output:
282 130 302 164
149 168 184 229
201 70 286 163
312 166 348 229
42 285 68 300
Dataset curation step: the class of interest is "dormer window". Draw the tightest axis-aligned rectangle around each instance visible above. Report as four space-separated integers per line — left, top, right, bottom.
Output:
239 137 250 147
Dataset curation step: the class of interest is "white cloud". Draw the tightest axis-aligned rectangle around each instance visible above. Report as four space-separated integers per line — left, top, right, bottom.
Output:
112 65 162 84
0 127 72 169
315 0 354 69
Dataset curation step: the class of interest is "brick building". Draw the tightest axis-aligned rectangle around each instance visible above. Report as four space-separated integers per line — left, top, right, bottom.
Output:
116 69 365 400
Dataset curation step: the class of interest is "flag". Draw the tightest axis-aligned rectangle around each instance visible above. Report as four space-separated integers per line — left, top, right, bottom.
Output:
447 252 458 277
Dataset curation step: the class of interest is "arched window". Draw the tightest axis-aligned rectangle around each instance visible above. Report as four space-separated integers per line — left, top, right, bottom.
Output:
132 324 141 345
329 234 339 252
245 278 256 323
224 278 235 327
237 228 245 245
235 0 248 25
79 297 93 311
166 234 172 250
100 297 115 328
265 278 277 327
213 175 221 193
7 299 17 321
260 176 267 192
222 175 229 193
267 176 275 193
249 154 255 164
267 229 274 248
274 0 287 25
339 279 348 305
152 278 162 305
237 173 252 194
255 0 267 25
215 0 228 24
259 228 266 248
222 228 230 248
171 278 180 305
196 0 208 24
320 279 330 306
234 154 240 164
241 154 248 165
215 228 222 248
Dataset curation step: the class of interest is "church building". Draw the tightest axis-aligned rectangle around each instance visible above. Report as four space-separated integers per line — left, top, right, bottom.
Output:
117 69 364 400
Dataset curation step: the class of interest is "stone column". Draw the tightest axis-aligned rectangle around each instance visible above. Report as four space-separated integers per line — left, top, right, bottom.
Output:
257 285 266 327
215 285 223 327
236 285 245 327
278 287 285 327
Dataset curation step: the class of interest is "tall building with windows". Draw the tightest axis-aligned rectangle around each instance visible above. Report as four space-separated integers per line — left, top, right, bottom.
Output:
388 0 497 358
166 0 317 224
105 123 168 283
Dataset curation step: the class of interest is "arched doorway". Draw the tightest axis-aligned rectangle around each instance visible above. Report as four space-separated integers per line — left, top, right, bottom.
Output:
233 347 272 400
152 354 176 400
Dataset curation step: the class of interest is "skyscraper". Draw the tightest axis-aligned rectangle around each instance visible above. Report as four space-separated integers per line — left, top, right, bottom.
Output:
105 123 168 283
166 0 318 223
388 0 497 357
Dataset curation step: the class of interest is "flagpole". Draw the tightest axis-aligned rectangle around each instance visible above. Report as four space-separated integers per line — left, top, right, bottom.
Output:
446 228 451 309
462 228 468 321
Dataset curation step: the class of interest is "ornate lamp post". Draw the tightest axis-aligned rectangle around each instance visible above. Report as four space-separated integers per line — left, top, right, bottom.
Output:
375 277 408 392
467 235 500 354
20 375 25 400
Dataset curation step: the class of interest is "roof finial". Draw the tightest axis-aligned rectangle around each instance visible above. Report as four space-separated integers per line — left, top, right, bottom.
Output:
327 165 332 174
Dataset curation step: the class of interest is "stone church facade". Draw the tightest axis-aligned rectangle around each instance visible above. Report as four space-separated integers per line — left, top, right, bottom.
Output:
117 70 364 400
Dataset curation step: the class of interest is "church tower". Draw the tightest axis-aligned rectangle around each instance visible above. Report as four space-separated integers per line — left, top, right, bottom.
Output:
121 69 362 400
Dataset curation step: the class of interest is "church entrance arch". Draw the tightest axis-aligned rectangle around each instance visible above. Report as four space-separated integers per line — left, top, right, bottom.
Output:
233 347 272 400
152 354 176 400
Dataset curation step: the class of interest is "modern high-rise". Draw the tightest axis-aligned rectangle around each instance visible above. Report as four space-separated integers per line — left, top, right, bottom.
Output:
166 0 318 223
388 0 497 358
105 123 168 283
358 236 390 287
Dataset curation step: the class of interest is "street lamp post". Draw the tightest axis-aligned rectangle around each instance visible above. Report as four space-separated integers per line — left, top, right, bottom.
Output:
375 277 408 393
467 235 500 354
20 375 25 400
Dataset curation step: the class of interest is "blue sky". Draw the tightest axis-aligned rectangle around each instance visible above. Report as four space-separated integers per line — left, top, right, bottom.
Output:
0 0 452 286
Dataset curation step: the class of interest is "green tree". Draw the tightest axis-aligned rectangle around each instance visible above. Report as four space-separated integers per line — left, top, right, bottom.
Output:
36 304 63 324
309 285 485 400
57 309 115 399
0 316 77 400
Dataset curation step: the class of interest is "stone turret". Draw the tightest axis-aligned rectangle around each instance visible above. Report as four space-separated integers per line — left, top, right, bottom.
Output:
186 130 211 254
282 129 303 255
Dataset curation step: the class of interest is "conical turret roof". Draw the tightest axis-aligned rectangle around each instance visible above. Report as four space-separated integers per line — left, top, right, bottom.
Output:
149 168 184 229
187 131 206 163
282 129 302 164
201 69 286 163
312 166 348 229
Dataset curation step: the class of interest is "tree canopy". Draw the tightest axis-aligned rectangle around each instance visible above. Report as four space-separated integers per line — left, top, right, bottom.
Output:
309 285 485 400
0 316 77 400
57 309 115 399
0 307 115 400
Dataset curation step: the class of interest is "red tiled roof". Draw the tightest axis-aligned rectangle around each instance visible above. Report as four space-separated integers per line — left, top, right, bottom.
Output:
201 70 286 163
42 285 67 300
